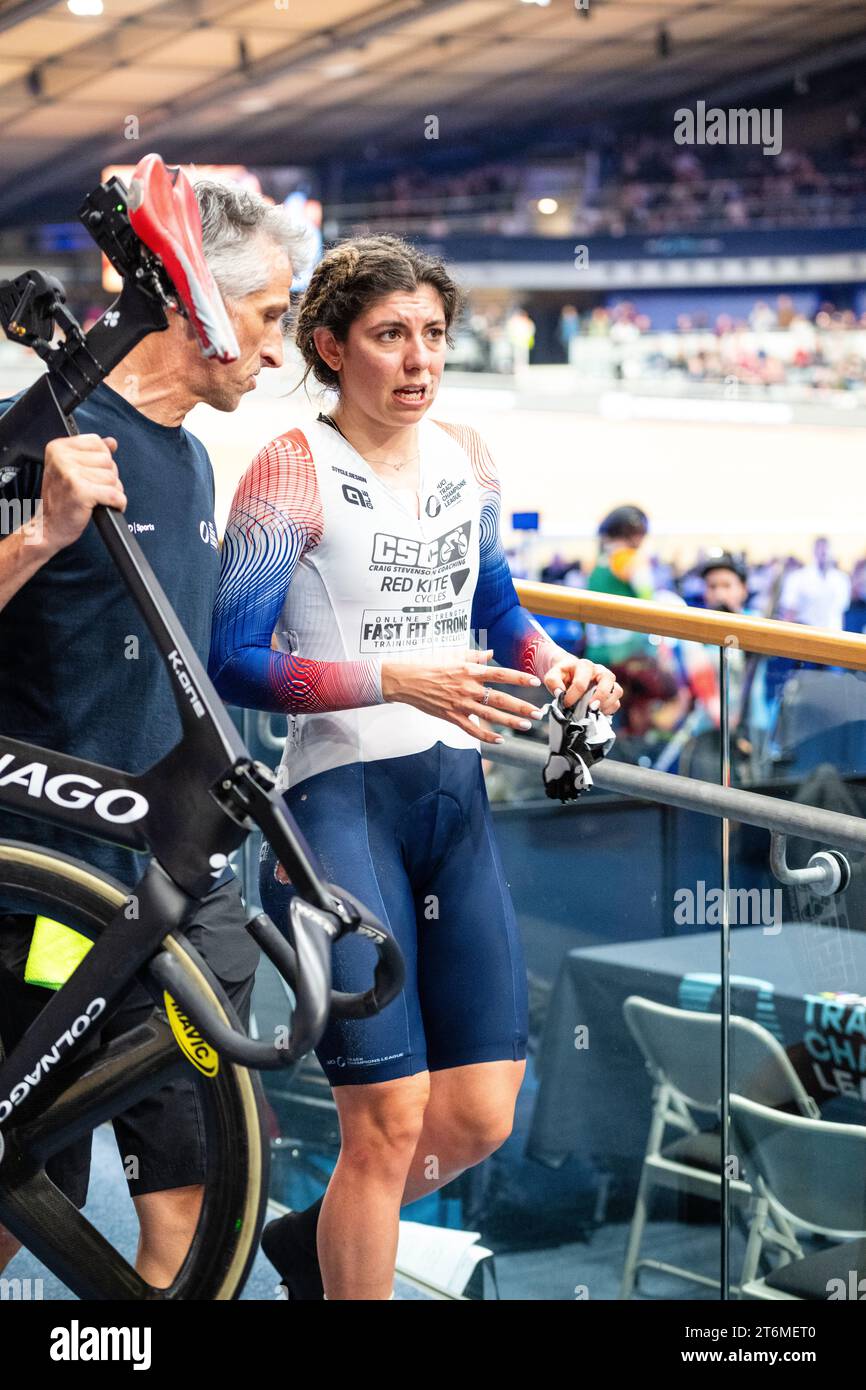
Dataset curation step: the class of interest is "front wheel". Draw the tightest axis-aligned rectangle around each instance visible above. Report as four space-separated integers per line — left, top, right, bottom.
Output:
0 840 268 1300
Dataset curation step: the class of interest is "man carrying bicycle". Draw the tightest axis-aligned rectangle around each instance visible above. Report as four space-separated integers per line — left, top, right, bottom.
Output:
0 177 306 1288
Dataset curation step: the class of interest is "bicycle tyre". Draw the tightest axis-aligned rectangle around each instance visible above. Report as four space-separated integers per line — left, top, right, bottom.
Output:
0 839 268 1300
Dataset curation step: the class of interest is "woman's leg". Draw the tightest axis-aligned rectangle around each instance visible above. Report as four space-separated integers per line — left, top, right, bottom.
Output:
263 750 529 1295
322 1072 430 1300
320 1059 524 1299
400 1058 525 1204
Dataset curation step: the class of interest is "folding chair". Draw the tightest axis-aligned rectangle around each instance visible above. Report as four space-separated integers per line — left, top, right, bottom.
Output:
619 996 820 1299
730 1094 866 1300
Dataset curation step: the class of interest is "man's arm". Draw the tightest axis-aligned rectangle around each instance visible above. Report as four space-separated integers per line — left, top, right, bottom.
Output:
0 434 126 613
0 525 56 610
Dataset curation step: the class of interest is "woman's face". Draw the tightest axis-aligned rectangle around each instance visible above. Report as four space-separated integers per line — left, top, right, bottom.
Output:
321 284 448 425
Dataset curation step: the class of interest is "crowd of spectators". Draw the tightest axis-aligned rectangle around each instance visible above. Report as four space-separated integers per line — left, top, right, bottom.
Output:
577 133 866 238
336 129 866 240
556 296 866 395
448 295 866 396
503 517 866 783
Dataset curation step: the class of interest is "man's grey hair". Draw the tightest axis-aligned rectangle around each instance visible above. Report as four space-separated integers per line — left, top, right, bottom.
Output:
193 178 312 300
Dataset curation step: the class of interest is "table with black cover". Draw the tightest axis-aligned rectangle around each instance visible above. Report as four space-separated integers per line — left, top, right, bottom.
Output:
527 923 866 1189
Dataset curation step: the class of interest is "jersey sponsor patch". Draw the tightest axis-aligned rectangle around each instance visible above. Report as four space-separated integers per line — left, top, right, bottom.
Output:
370 520 471 570
330 464 367 483
380 571 453 596
435 477 468 510
342 482 373 509
360 602 471 651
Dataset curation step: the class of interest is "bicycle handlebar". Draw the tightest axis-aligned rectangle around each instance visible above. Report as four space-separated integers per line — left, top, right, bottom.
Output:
227 761 406 1053
247 885 406 1022
148 879 406 1069
148 886 335 1069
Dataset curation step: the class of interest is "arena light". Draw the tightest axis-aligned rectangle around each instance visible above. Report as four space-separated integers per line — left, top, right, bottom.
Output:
537 198 559 215
68 0 104 14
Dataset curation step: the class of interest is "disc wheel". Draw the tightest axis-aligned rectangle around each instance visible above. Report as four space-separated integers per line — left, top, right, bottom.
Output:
0 841 268 1300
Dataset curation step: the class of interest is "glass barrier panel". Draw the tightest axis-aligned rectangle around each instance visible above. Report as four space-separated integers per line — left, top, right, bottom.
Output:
726 656 866 1302
229 684 731 1299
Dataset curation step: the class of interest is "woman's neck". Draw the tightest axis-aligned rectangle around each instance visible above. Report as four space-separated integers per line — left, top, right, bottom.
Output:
331 401 419 467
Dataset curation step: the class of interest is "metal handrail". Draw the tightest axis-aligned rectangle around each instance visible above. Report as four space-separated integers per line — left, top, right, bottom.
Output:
515 580 866 671
485 736 866 856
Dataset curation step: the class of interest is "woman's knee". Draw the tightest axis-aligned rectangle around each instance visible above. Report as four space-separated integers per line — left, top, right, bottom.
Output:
335 1074 430 1176
458 1108 515 1162
431 1087 518 1164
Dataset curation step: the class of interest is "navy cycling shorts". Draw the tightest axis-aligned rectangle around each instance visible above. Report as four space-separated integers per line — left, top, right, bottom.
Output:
260 742 529 1087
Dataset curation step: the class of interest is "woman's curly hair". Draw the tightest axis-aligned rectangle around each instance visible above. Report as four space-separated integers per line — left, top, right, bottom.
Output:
295 234 465 391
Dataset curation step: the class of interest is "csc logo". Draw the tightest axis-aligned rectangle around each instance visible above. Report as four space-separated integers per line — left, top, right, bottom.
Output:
437 524 470 564
372 533 422 566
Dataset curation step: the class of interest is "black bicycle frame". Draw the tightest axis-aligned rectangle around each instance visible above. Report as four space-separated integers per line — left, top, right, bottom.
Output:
0 168 403 1145
0 474 364 1130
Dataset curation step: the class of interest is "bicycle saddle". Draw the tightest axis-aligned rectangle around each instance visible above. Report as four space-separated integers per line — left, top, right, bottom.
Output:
127 153 239 364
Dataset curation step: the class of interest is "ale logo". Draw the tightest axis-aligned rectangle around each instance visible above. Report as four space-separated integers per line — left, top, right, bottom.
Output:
164 993 219 1078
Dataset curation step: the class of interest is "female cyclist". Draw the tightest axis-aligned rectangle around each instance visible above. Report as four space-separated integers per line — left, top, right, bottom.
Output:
209 235 622 1301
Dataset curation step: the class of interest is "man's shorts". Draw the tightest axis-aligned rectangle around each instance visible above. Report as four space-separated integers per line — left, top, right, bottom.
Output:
0 875 259 1209
259 742 529 1088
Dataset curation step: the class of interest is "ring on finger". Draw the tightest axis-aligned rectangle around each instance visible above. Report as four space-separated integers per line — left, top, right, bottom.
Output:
481 687 491 706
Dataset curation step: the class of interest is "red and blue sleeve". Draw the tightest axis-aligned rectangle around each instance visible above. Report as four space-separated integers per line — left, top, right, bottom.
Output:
435 422 567 680
208 430 383 714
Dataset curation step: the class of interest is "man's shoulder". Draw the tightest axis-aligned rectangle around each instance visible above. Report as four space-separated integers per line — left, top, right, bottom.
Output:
180 424 214 471
181 421 207 448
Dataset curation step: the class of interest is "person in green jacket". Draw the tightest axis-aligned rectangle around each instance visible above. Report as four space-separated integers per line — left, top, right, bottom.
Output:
584 504 656 668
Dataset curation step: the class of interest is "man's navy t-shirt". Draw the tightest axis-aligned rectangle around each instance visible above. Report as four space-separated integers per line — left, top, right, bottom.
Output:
0 381 226 910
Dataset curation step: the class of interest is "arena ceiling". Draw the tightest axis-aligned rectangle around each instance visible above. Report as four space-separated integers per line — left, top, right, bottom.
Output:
1 0 865 222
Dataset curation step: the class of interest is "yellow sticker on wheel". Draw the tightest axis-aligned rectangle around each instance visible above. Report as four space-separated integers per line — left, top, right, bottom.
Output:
164 993 219 1078
25 916 93 990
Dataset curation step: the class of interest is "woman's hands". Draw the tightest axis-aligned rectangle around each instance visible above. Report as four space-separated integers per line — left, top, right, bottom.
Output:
273 652 623 881
381 648 545 746
542 655 623 714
